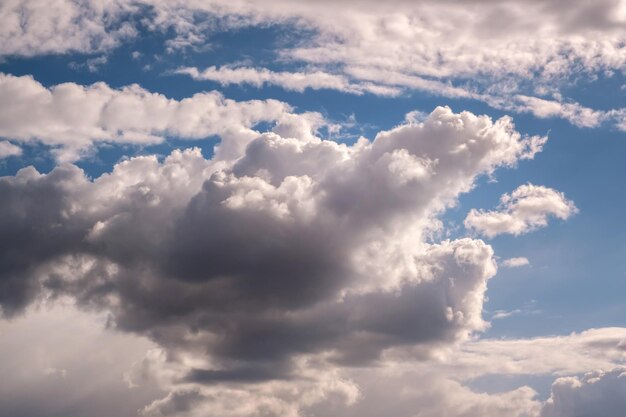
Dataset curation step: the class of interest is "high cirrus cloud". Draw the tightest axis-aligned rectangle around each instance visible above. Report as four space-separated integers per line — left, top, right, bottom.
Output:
464 184 578 238
0 103 544 414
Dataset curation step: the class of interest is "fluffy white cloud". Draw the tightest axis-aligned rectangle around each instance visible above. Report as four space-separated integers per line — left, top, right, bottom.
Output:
0 73 310 162
501 257 530 268
465 184 578 238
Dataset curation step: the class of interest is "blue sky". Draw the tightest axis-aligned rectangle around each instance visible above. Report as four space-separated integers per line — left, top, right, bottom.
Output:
0 2 625 417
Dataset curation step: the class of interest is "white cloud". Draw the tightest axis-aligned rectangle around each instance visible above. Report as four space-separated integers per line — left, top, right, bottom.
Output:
491 309 523 319
176 66 401 96
450 328 626 379
129 326 626 417
501 95 611 129
0 73 317 162
541 367 626 417
0 140 21 158
1 1 624 129
501 257 530 268
465 184 578 238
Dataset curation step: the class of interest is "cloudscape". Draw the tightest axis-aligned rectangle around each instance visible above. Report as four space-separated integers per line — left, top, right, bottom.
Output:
0 1 625 416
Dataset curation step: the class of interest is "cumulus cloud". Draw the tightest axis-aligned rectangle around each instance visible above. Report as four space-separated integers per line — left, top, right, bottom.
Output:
465 184 578 238
0 73 308 162
541 367 626 417
501 257 530 268
0 105 547 414
3 305 625 417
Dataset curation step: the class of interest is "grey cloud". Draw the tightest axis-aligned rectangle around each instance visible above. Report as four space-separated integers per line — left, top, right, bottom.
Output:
0 106 543 413
0 305 162 417
0 165 90 316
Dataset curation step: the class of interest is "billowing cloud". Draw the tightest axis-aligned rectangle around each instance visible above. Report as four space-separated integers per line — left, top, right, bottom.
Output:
501 257 530 268
465 184 577 238
0 104 547 414
541 367 626 417
111 325 626 417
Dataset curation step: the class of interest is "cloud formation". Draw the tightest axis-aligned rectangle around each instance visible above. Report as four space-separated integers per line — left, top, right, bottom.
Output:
0 73 303 162
0 103 548 414
465 184 578 238
541 367 626 417
1 1 625 129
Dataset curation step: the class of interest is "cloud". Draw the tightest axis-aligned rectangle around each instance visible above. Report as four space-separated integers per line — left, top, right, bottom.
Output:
0 73 306 162
3 302 626 416
176 66 401 96
465 184 578 238
541 367 626 417
129 326 626 417
1 1 624 129
452 328 626 379
506 96 608 129
0 140 21 158
501 257 530 268
0 302 162 417
491 309 523 319
0 105 547 415
0 0 138 57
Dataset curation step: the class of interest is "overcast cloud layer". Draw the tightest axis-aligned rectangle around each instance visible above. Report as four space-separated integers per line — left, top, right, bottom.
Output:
0 1 625 416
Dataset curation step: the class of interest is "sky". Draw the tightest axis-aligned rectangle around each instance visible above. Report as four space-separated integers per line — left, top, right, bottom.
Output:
0 1 625 416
